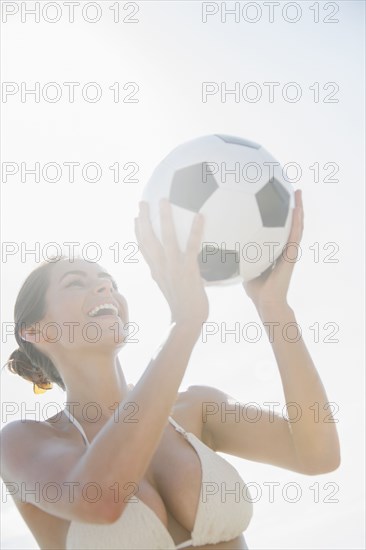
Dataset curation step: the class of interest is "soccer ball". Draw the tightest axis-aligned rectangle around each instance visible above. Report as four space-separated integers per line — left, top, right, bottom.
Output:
142 134 295 285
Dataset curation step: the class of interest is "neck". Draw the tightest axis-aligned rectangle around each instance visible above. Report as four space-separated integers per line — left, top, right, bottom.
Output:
55 349 131 423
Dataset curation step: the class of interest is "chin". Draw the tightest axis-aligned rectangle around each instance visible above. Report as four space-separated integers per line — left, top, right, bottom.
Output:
102 319 130 346
75 317 129 348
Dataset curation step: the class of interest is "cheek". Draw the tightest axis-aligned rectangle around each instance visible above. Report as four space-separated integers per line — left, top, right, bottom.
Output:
119 297 129 320
51 297 83 320
44 318 86 348
43 300 85 339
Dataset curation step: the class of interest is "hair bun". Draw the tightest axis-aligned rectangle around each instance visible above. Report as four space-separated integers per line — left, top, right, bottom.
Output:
6 348 52 388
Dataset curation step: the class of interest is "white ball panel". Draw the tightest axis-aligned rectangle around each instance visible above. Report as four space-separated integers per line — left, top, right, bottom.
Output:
199 189 263 250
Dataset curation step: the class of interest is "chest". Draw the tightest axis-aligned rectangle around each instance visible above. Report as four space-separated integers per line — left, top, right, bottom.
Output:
137 420 205 533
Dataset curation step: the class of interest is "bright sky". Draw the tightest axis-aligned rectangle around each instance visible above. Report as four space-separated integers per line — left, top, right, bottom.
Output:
1 1 365 549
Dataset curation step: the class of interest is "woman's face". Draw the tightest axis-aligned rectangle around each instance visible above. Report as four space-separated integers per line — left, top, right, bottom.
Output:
34 259 129 353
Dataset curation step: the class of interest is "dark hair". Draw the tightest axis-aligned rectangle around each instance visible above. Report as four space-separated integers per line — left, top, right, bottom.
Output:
4 256 69 391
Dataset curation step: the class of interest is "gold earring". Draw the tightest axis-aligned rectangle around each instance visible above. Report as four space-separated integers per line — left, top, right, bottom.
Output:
33 382 53 394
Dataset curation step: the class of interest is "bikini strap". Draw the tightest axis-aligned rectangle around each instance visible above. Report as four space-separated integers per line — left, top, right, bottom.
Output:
176 540 194 549
168 416 189 439
63 407 90 447
63 410 186 447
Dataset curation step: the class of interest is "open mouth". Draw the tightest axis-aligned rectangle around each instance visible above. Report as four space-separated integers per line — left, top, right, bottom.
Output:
88 303 119 318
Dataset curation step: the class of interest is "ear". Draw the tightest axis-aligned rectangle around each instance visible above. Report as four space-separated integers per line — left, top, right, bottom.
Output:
19 324 41 344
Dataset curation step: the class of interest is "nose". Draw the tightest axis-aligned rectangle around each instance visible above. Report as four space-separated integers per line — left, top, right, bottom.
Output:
94 278 114 294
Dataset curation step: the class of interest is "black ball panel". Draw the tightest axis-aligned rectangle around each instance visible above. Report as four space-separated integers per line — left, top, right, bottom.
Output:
255 178 290 227
215 134 260 149
198 245 240 281
169 163 219 213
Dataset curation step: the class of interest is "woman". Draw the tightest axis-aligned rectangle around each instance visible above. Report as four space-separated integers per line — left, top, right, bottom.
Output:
1 191 340 550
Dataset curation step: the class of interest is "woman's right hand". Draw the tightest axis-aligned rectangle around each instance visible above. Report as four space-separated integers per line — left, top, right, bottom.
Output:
135 199 209 325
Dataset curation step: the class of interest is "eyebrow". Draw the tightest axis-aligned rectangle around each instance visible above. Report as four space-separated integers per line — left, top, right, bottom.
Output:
59 270 116 284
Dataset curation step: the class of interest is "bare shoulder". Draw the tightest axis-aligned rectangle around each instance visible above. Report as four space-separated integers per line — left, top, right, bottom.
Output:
1 418 54 452
0 416 83 485
1 419 82 547
1 415 67 447
185 385 228 448
186 384 229 414
1 419 48 472
187 384 229 409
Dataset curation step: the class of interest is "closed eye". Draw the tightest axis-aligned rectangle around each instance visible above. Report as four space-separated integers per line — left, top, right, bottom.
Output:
65 279 84 287
65 278 119 291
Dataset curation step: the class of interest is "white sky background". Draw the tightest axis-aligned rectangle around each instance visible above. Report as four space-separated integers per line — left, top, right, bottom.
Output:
0 1 365 549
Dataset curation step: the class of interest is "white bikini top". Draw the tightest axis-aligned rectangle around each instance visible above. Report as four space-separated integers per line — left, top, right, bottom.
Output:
63 407 253 549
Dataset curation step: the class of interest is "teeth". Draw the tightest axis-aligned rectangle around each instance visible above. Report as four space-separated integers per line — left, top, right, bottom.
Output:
88 303 118 317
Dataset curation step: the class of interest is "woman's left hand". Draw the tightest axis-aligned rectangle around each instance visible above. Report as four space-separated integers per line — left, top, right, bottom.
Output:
242 189 304 310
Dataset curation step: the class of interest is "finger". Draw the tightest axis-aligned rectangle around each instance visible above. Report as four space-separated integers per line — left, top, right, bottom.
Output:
137 201 165 261
135 215 165 282
288 206 303 244
134 216 148 254
134 217 154 264
136 204 166 276
295 188 302 207
297 189 304 230
273 191 303 276
286 190 304 245
184 213 205 267
159 199 181 265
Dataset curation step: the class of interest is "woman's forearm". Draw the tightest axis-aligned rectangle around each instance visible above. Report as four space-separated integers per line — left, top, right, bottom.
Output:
72 319 202 519
257 302 341 474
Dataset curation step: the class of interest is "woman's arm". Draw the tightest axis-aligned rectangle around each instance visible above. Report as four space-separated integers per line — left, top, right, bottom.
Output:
0 320 202 524
203 189 340 474
73 201 209 521
200 303 340 474
257 301 340 473
72 319 204 521
1 200 209 524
